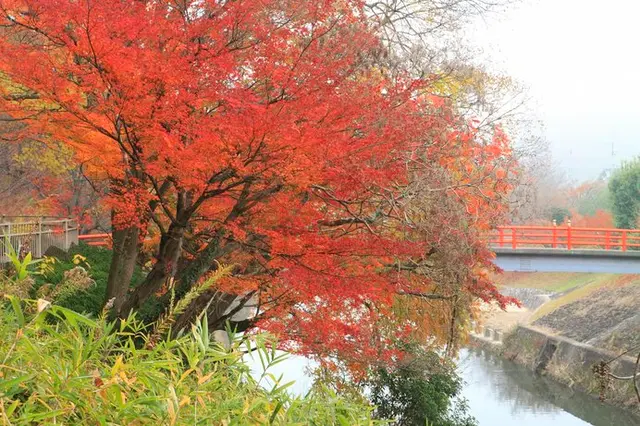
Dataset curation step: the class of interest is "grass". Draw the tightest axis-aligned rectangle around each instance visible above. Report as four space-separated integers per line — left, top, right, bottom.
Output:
494 272 640 321
492 272 614 293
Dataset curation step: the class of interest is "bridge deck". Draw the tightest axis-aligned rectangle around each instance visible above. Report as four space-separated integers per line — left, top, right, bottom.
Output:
493 247 640 273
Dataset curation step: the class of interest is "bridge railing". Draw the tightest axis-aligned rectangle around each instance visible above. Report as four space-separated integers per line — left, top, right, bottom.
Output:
0 217 79 261
78 233 111 248
489 225 640 251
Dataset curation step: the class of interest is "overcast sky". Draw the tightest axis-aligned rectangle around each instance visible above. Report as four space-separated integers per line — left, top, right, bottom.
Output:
471 0 640 181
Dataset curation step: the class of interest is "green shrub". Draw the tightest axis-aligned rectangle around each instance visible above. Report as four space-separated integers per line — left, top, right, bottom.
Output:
32 244 145 317
0 298 381 425
368 351 476 426
609 158 640 229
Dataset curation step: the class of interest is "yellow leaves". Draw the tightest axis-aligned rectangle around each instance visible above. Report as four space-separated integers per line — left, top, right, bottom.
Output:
111 355 125 376
119 370 137 387
166 386 190 425
36 298 51 313
179 395 191 408
13 141 75 177
196 395 207 410
72 254 90 269
198 371 215 385
178 368 195 385
429 73 463 98
36 256 57 278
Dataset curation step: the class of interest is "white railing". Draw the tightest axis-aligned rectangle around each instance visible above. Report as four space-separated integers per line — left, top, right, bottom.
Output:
0 217 79 262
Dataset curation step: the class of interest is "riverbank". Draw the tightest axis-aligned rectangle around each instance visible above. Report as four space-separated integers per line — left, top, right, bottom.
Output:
472 272 640 416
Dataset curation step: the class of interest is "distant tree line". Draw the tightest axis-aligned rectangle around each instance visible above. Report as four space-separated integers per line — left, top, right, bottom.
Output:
609 158 640 229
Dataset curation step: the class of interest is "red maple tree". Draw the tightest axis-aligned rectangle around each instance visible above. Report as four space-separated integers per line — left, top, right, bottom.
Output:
0 0 515 368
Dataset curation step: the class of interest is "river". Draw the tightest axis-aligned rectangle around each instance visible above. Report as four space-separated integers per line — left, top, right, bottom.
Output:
248 348 640 425
459 348 640 426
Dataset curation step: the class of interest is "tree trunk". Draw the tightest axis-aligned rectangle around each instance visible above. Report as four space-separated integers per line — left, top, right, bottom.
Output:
105 222 140 314
175 229 227 295
118 222 186 316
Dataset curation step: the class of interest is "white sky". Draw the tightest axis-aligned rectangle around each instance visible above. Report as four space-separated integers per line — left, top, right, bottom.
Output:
470 0 640 181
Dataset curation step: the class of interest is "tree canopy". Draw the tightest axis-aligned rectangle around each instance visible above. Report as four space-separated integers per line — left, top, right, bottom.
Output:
609 158 640 229
0 0 516 371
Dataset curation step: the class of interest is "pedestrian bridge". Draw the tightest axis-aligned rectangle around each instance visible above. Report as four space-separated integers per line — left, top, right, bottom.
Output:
489 226 640 273
4 220 640 273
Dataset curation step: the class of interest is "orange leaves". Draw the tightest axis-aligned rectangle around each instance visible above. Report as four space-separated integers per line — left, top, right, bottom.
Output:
107 183 154 230
570 209 614 228
0 0 518 371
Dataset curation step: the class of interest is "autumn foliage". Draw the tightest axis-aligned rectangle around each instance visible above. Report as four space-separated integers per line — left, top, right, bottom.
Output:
569 209 614 228
0 0 515 370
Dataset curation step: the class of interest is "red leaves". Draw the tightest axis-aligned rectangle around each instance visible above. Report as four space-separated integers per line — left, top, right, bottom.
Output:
0 0 517 370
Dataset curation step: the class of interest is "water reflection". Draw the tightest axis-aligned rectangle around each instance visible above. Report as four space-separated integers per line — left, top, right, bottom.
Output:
458 348 640 426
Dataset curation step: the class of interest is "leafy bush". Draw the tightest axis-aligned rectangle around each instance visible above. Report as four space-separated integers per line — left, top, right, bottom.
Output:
368 351 476 426
31 244 145 316
547 207 571 225
0 298 381 425
0 238 41 299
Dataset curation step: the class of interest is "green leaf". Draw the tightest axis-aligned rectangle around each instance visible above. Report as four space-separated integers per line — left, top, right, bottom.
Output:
21 409 68 422
6 295 24 327
0 373 35 394
271 380 295 395
50 305 98 328
5 399 20 416
269 400 284 424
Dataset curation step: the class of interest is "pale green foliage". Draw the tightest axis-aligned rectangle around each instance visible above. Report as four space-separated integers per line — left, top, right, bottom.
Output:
36 266 95 301
0 298 381 425
0 239 40 299
151 265 234 344
4 237 41 281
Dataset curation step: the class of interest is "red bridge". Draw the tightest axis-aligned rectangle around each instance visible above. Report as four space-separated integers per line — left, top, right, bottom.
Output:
78 233 112 247
82 225 640 252
488 225 640 273
79 225 640 273
489 225 640 251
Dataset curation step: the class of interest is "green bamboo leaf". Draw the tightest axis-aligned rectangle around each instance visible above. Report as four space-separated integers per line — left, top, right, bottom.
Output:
50 305 98 328
271 380 295 395
21 409 68 422
0 373 34 394
5 399 20 416
337 414 350 426
269 400 284 424
6 295 24 327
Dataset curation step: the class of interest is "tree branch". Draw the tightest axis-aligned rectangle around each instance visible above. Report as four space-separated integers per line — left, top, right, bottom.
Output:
397 291 454 300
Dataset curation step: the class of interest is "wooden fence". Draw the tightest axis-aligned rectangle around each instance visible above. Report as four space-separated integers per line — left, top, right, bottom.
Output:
0 217 79 262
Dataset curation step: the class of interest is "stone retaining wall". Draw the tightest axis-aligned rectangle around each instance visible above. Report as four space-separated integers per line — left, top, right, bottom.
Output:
489 325 640 413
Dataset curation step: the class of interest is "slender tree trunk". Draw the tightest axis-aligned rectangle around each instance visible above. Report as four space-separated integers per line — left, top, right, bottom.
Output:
105 219 140 314
118 222 186 315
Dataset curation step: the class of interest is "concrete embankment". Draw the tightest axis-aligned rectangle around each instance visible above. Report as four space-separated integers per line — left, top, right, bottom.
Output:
469 325 639 414
471 273 640 415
